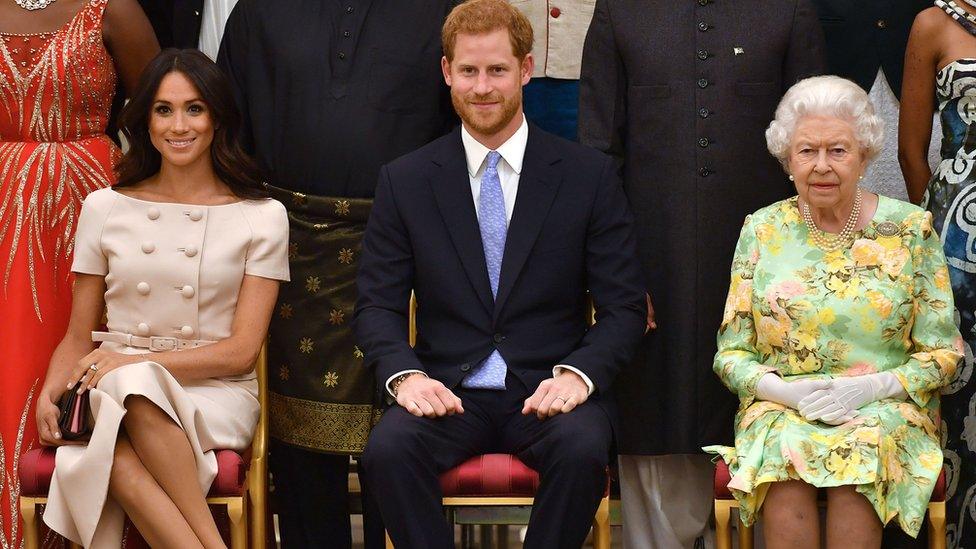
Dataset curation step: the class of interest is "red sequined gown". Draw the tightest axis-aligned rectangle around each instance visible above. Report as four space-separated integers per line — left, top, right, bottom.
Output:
0 1 118 546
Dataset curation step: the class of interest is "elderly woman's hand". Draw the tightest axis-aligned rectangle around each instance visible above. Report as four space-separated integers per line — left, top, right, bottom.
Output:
756 374 831 410
798 373 908 424
67 349 151 395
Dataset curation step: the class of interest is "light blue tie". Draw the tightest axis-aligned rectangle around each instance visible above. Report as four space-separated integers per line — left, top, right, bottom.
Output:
463 151 508 389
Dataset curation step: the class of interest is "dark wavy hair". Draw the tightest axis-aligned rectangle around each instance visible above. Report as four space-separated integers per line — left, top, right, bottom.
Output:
115 49 266 199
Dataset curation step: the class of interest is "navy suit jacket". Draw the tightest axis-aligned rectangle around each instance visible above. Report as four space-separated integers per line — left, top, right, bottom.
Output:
354 124 646 408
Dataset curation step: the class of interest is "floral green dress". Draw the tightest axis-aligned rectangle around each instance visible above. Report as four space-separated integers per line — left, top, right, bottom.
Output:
703 195 964 536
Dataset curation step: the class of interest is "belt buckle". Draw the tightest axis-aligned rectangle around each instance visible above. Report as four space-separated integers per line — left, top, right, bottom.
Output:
148 336 178 352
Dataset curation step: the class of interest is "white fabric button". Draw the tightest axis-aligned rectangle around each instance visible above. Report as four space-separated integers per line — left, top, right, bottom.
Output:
147 207 160 220
137 322 150 335
141 241 155 254
181 285 195 298
180 325 194 337
137 282 151 295
184 245 198 257
188 209 203 221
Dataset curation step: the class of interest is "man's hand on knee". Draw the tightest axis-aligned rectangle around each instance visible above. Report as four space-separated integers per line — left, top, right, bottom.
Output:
522 373 589 420
396 375 464 418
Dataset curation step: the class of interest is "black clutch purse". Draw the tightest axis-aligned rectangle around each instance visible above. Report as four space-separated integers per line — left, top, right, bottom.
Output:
57 382 93 441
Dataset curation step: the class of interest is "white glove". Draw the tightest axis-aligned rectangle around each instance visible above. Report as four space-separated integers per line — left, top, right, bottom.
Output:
755 374 831 410
798 373 908 425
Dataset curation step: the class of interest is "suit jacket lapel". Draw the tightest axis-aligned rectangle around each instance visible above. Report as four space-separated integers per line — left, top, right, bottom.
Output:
429 129 494 313
494 127 562 321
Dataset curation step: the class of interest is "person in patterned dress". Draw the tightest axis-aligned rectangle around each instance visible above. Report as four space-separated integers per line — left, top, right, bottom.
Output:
705 75 963 546
900 1 976 545
0 0 157 546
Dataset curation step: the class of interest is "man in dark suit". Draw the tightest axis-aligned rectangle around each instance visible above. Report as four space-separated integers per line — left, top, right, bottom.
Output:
354 1 645 547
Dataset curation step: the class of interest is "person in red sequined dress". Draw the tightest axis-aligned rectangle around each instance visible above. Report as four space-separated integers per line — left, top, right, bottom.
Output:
0 0 157 545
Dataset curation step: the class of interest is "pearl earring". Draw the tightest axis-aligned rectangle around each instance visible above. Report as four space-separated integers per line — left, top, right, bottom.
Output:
788 174 795 181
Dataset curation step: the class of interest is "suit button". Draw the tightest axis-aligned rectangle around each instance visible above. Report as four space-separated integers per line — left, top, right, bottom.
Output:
699 107 710 118
180 325 194 337
147 207 160 220
698 21 710 32
876 19 886 29
699 137 710 148
137 282 151 295
698 0 709 5
181 285 195 298
460 363 471 372
493 333 504 343
137 322 150 335
550 7 560 17
697 49 709 60
338 52 346 60
184 245 198 257
697 78 709 88
699 167 712 177
188 209 203 221
141 241 155 254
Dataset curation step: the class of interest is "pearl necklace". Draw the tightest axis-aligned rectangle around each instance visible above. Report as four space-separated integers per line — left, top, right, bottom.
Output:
801 189 862 252
14 0 57 10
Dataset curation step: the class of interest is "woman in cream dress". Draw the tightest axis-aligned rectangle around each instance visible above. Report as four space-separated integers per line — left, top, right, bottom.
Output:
34 49 288 548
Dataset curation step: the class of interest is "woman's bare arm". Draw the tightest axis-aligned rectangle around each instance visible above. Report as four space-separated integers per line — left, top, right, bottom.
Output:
102 0 159 98
898 10 941 204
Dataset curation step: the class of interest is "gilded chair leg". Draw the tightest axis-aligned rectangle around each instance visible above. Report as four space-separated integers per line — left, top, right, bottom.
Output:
737 510 754 549
385 531 394 549
227 498 247 549
714 500 733 549
592 495 611 549
928 501 946 549
19 497 39 549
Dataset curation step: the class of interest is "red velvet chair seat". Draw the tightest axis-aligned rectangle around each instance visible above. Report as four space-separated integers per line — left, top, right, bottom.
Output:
713 460 946 502
19 447 248 497
439 454 540 497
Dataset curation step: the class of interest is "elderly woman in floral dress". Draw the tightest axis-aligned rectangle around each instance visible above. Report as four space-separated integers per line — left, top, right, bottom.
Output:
705 75 964 548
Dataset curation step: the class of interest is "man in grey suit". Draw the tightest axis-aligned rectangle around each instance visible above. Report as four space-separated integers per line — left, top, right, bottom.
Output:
579 1 825 546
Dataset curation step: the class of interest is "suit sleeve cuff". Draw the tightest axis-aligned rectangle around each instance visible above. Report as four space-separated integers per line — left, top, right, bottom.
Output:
553 365 595 396
385 370 428 398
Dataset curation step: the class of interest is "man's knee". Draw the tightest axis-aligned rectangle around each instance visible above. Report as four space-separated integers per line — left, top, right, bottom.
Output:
361 407 427 473
545 409 612 472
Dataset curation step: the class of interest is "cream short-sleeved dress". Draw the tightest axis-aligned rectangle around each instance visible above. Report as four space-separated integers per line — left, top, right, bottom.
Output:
43 187 290 548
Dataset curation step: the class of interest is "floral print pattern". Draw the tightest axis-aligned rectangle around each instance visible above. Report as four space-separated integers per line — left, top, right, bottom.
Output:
704 196 963 536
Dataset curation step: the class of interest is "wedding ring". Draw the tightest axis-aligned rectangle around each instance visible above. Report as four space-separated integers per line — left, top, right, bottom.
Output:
88 364 98 372
554 396 567 402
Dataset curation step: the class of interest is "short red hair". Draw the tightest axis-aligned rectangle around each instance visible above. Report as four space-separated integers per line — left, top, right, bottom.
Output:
442 0 534 62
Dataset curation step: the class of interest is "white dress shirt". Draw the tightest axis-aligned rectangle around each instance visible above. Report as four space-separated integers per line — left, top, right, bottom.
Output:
386 116 594 397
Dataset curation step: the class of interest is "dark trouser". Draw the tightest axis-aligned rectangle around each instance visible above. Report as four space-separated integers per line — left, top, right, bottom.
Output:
361 374 612 549
522 77 580 141
271 441 386 549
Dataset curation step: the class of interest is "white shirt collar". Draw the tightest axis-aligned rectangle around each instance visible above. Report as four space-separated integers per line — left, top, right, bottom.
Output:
460 115 528 177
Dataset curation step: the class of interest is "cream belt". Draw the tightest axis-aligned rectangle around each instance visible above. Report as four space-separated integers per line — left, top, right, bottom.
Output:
92 331 215 352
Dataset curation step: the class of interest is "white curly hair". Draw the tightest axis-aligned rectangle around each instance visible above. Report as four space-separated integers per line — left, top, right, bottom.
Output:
765 75 884 171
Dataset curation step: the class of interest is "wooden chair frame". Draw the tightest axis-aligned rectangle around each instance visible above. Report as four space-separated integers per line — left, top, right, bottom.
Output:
714 495 946 549
19 345 269 549
383 295 611 548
